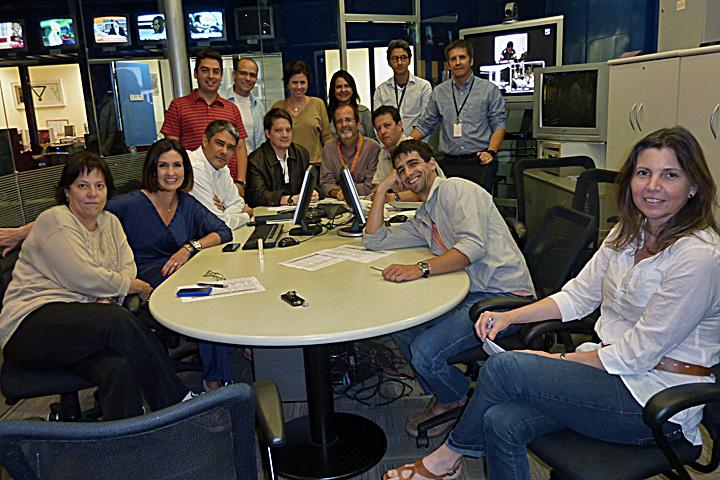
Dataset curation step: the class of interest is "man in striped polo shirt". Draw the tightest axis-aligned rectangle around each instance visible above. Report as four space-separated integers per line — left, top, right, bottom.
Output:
161 48 249 195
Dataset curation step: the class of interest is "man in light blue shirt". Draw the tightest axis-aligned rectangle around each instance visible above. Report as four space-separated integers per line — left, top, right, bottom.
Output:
222 57 266 153
411 39 506 193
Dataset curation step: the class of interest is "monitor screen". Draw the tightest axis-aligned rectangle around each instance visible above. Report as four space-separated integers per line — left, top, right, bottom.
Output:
541 70 598 129
290 166 321 236
187 11 224 40
93 16 130 44
40 18 76 47
337 167 366 237
138 13 166 42
0 22 24 50
235 7 273 39
461 17 562 99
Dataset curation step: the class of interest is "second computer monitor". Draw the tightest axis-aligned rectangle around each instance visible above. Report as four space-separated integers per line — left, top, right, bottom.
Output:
337 167 366 237
289 166 321 236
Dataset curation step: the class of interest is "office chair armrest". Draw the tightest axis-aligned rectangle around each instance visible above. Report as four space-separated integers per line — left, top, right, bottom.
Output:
643 382 720 430
520 316 597 345
468 296 534 322
253 380 285 447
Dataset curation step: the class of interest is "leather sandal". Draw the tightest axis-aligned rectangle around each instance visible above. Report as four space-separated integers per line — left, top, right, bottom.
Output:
383 458 462 480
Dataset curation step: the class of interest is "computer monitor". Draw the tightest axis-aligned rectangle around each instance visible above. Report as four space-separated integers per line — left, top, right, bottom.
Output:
235 7 274 40
0 21 24 50
187 10 225 40
460 15 563 105
40 18 76 47
137 13 166 42
290 166 321 236
93 16 130 45
337 167 366 238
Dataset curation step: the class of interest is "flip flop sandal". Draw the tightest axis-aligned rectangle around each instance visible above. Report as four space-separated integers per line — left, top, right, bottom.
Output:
383 458 462 480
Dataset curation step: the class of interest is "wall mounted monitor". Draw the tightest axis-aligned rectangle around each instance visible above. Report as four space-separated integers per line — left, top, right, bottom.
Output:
93 16 130 45
187 10 224 40
460 15 563 104
138 13 166 42
40 18 76 47
0 21 24 50
235 7 274 40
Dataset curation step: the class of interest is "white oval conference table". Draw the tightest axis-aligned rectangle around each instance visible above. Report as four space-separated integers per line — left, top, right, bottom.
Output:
150 218 470 479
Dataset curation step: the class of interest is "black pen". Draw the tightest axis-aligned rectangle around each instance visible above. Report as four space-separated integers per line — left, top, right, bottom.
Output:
197 282 226 288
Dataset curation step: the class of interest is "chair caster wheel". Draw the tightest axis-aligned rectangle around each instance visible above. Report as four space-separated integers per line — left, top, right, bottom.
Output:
416 434 429 448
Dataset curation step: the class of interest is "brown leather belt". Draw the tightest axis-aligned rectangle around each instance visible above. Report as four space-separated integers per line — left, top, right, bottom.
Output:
600 343 712 376
654 357 712 376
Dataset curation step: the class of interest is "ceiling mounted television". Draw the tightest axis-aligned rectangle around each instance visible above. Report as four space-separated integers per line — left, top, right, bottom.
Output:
0 21 24 50
93 15 130 45
40 18 76 47
460 15 563 104
235 7 274 40
138 13 166 42
533 62 609 142
187 10 224 40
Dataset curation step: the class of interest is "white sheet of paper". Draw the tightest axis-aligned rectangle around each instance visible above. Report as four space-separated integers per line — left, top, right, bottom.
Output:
482 338 506 356
178 277 265 302
280 252 345 271
319 245 394 264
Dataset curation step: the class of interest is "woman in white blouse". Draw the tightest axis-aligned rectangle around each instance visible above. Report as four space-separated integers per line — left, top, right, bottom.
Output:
384 126 720 480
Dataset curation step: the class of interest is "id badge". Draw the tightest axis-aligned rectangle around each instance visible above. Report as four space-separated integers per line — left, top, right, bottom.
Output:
453 122 462 138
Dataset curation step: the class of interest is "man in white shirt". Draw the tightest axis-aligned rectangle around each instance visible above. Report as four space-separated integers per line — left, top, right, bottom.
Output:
372 39 432 135
188 120 253 229
222 57 266 153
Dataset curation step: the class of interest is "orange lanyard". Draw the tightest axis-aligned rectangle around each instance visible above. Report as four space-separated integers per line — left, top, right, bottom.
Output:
337 136 364 174
431 222 449 252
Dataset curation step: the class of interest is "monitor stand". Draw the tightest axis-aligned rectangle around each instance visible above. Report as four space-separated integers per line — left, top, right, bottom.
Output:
337 215 364 238
289 218 322 236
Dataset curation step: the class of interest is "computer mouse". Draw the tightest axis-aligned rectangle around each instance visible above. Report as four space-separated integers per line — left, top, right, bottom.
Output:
388 214 408 224
278 237 300 248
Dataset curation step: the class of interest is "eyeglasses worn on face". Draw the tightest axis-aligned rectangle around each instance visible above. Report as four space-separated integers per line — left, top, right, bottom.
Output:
390 55 410 63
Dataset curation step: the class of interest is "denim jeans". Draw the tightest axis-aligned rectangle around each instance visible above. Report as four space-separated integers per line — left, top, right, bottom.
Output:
392 291 520 404
446 352 684 480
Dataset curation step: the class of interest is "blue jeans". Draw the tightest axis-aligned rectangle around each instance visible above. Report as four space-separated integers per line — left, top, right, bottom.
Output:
446 352 684 480
392 291 520 404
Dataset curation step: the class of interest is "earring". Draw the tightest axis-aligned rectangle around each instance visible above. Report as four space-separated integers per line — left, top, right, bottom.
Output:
689 192 695 198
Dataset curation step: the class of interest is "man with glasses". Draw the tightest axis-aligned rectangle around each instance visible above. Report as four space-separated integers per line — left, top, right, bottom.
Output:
222 57 266 154
187 120 253 229
373 39 432 135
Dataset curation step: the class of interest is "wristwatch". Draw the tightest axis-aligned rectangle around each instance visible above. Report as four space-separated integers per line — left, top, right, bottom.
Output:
287 196 295 206
482 148 498 161
417 261 431 278
190 240 203 253
234 179 246 186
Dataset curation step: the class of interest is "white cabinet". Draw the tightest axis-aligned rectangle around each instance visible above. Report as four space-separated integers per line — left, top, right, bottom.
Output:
677 52 720 207
606 58 680 170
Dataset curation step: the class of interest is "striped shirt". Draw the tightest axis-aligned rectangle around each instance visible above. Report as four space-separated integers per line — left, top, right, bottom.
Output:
160 89 247 178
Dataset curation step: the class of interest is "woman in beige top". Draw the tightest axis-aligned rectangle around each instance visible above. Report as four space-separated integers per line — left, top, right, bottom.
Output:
0 152 192 420
272 60 332 166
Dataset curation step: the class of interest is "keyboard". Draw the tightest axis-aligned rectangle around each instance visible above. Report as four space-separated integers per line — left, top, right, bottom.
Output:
242 223 283 250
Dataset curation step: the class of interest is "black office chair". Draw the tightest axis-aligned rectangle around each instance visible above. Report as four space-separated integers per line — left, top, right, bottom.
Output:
520 321 720 480
415 205 597 446
0 381 285 480
514 156 595 227
571 168 619 252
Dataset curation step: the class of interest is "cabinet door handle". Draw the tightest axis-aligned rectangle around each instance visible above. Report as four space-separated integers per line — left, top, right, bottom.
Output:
629 103 637 131
711 104 720 140
636 103 644 131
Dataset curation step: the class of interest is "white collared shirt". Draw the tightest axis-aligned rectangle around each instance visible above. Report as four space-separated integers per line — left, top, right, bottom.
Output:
276 150 290 184
187 147 251 229
551 227 720 445
373 73 432 135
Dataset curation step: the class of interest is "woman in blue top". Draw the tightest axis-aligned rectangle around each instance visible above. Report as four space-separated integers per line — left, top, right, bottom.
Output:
107 139 233 390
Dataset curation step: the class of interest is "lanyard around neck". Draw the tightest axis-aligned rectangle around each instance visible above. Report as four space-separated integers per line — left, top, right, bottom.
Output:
394 81 407 109
451 77 475 119
337 135 364 174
